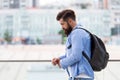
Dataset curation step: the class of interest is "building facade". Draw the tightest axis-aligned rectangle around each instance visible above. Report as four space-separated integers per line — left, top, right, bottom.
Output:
108 0 120 45
0 9 111 44
0 0 39 9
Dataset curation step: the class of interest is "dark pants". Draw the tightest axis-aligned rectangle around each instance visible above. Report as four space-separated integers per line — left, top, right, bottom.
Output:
69 77 93 80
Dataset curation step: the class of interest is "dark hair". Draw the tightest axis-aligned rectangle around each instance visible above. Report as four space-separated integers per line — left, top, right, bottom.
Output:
56 9 76 21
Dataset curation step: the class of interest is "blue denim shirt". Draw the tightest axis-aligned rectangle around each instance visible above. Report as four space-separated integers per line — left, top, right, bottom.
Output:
59 25 94 79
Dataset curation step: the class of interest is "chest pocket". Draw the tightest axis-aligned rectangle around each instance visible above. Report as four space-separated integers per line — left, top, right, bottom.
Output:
66 43 72 57
66 37 72 49
66 39 72 49
67 44 71 49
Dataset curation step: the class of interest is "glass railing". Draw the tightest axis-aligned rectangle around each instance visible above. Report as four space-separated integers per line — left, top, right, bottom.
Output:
94 60 120 80
0 60 120 80
0 45 119 80
0 60 67 80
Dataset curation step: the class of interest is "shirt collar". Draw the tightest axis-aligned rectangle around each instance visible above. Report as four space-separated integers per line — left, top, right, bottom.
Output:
73 24 82 30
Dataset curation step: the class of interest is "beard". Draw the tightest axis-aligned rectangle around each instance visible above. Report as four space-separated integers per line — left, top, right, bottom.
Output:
63 23 73 36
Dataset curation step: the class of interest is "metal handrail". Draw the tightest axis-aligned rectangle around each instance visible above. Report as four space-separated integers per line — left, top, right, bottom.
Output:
108 59 120 62
0 60 51 62
0 59 119 62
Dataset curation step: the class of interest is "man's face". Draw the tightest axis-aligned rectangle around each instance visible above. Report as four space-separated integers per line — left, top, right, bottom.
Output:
59 19 72 36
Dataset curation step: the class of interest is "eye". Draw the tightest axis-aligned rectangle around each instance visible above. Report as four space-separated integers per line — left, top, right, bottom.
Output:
61 23 64 25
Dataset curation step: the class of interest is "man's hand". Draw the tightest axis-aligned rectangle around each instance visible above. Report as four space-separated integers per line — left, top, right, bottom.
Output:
51 58 60 66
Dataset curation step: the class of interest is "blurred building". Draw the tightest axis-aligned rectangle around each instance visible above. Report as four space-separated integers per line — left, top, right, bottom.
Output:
69 0 93 9
0 9 111 44
39 0 101 9
97 0 108 9
108 0 120 45
75 10 111 37
0 9 62 44
108 0 120 10
108 0 120 29
0 0 118 44
40 0 109 10
0 0 39 9
111 27 120 36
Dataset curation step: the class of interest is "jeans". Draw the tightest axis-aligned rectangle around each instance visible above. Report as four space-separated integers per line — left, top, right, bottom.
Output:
69 77 93 80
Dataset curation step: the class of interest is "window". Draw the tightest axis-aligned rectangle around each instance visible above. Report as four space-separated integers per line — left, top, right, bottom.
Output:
21 5 26 8
5 15 13 27
3 0 8 2
3 5 9 8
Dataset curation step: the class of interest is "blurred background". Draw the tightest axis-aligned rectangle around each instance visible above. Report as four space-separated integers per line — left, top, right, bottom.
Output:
0 0 120 80
0 0 119 45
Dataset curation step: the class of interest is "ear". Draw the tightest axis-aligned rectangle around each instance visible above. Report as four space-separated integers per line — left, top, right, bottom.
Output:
67 18 72 25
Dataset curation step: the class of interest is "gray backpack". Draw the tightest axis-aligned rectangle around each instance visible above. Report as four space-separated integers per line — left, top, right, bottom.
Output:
68 28 109 71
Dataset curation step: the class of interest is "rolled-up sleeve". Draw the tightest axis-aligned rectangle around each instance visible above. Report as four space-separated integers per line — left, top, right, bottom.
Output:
60 29 85 69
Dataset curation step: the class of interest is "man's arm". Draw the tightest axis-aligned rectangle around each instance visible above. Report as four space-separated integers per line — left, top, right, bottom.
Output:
59 30 85 69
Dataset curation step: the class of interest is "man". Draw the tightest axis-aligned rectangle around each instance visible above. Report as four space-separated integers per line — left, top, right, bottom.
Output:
52 9 94 80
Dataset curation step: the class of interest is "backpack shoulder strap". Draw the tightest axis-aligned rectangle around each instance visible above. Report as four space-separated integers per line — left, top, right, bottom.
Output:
82 51 91 63
73 27 92 36
73 27 91 62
